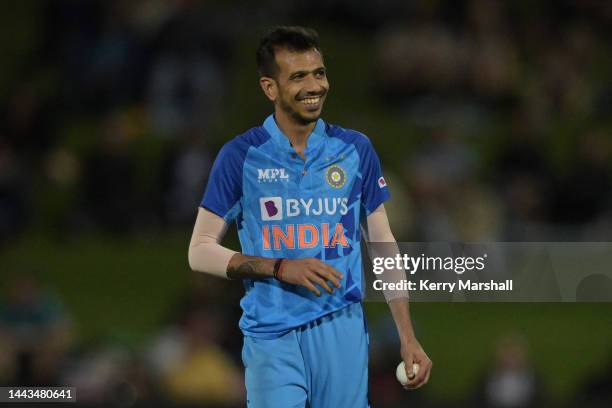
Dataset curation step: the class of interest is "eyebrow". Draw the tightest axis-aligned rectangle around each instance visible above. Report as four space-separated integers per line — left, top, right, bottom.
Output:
288 67 326 79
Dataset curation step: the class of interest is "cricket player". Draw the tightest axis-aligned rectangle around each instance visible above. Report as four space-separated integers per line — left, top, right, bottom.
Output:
189 26 431 408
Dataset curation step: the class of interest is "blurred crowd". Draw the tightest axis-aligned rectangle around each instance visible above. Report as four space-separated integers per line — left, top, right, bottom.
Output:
0 274 246 407
1 0 611 244
373 0 612 242
1 0 611 407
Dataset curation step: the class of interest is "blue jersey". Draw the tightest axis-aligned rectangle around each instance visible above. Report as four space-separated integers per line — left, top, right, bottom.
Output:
201 114 390 338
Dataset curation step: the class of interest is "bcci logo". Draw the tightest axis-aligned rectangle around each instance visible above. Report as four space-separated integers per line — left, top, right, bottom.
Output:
325 165 346 189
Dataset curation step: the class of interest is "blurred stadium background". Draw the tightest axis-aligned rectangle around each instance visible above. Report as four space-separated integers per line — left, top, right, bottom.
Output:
1 1 611 407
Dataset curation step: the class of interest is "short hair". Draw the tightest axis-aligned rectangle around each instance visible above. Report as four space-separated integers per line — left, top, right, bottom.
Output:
256 26 322 78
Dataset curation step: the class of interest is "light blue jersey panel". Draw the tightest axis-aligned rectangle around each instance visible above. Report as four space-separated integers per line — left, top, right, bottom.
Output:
201 114 390 338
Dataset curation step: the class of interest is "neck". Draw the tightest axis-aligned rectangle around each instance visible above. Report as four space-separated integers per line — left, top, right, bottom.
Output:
274 108 316 152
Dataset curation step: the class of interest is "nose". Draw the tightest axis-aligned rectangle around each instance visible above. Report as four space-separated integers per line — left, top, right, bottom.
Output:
304 73 326 94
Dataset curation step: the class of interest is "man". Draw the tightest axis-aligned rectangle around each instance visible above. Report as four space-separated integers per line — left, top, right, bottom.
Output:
189 26 431 408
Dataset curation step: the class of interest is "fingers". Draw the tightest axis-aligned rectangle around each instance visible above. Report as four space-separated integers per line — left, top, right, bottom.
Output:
411 366 427 388
308 273 333 294
306 260 343 293
313 260 343 289
302 278 321 297
405 358 432 390
323 263 344 282
287 258 344 296
404 362 419 389
317 266 341 289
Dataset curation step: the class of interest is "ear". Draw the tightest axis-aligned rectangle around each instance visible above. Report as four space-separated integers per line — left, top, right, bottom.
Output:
259 77 278 102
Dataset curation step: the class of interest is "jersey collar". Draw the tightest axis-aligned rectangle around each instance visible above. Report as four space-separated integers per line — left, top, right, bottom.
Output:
263 114 326 154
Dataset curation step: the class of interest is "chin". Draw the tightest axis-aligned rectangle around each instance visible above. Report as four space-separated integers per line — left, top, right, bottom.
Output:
304 107 324 120
303 113 321 124
292 110 321 125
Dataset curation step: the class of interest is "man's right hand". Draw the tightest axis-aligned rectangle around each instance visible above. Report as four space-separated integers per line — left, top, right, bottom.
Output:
279 258 343 296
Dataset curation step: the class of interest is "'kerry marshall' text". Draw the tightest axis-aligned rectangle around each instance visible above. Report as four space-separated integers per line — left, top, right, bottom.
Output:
373 279 513 292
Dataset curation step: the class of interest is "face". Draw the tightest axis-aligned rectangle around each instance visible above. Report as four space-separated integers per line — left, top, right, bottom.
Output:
261 48 329 125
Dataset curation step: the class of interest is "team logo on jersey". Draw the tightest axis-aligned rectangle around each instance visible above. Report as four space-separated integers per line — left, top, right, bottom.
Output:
257 168 289 183
260 197 283 220
325 165 346 189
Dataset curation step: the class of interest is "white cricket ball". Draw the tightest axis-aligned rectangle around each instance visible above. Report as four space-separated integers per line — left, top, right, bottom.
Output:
396 361 420 385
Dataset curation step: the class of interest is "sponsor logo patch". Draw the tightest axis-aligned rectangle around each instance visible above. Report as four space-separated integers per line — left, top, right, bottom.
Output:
257 168 289 182
260 197 283 221
259 197 348 220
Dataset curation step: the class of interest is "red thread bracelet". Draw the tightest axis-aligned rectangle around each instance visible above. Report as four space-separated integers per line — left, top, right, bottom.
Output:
273 258 285 281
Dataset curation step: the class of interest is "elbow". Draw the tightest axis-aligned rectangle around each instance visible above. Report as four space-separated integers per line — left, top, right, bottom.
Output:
187 241 234 279
187 244 198 273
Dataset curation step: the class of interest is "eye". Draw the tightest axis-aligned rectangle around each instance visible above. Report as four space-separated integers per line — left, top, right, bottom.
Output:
315 69 326 78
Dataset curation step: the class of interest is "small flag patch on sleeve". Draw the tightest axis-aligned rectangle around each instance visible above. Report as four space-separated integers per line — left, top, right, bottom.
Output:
378 176 387 188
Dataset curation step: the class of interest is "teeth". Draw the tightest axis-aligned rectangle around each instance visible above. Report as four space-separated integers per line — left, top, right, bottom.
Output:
302 96 320 105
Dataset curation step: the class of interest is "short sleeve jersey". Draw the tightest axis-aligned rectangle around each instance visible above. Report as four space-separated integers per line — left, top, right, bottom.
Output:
201 114 390 338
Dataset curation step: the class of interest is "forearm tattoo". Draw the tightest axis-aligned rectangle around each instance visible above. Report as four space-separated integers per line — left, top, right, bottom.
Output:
227 256 273 280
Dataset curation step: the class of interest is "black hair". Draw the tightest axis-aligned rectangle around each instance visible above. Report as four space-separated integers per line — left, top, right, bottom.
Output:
256 26 322 78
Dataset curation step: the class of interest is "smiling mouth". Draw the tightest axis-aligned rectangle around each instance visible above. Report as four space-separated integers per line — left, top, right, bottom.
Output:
299 95 323 109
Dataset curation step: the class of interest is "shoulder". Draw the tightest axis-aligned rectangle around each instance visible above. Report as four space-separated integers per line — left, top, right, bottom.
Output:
217 126 271 158
326 123 376 154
